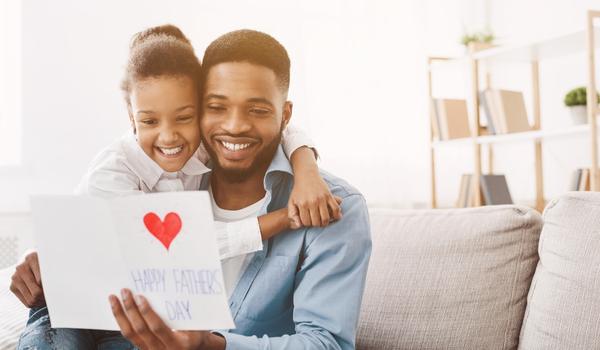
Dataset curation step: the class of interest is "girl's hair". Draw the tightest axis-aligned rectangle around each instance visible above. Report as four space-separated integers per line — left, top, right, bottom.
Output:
120 24 201 107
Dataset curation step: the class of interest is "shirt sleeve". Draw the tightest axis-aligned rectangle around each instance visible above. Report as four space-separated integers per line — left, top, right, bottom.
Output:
221 194 372 350
75 151 143 197
281 124 318 160
214 218 264 260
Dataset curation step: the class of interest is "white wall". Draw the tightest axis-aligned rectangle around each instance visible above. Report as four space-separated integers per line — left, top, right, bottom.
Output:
1 0 599 219
0 0 431 214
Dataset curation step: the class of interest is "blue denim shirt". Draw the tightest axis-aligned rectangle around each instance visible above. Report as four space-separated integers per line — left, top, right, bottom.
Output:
200 146 372 349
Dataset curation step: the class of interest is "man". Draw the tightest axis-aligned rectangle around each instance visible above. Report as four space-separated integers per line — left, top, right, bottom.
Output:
109 29 372 349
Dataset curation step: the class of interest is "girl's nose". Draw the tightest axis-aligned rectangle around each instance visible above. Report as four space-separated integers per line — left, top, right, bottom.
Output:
158 127 178 144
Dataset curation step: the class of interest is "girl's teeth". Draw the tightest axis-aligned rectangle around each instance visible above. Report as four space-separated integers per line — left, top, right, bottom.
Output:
159 145 183 155
221 141 251 151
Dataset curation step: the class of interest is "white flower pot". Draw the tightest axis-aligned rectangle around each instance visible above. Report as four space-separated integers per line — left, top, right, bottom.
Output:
568 105 588 125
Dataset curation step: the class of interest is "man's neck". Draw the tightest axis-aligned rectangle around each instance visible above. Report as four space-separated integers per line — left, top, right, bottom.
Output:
210 169 267 210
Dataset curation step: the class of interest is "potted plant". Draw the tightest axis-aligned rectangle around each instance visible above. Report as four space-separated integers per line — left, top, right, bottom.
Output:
460 31 495 53
564 87 600 125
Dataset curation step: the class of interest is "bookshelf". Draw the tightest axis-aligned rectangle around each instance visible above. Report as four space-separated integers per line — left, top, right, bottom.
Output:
428 10 600 212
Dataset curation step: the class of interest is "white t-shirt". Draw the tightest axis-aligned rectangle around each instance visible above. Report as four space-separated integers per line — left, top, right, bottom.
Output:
209 187 266 298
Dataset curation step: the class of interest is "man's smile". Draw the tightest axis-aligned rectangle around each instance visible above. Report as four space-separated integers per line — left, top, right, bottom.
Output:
214 136 259 161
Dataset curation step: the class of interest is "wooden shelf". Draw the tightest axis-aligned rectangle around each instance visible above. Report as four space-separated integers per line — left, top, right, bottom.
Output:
432 124 597 147
429 28 600 71
473 28 600 63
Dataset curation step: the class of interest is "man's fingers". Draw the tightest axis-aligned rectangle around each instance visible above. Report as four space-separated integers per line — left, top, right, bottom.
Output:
28 253 42 285
20 266 44 304
110 294 147 349
120 289 163 347
10 276 34 307
136 295 176 346
10 277 31 307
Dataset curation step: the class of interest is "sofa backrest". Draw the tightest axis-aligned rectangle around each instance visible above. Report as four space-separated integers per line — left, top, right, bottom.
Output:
357 205 542 350
519 192 600 349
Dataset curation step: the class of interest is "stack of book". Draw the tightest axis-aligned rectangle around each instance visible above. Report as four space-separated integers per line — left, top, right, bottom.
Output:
480 89 531 134
431 98 471 140
570 168 591 191
456 174 514 208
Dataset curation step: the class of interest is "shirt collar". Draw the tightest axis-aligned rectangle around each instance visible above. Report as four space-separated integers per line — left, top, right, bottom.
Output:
121 133 211 190
180 147 212 176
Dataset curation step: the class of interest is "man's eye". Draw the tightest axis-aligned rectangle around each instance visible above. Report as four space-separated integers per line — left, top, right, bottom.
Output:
206 105 226 112
250 108 270 115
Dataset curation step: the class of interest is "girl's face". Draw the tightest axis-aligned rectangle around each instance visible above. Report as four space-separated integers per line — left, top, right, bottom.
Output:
129 75 200 172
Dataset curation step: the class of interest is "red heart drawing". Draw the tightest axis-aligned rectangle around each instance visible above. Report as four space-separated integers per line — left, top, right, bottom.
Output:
143 212 182 250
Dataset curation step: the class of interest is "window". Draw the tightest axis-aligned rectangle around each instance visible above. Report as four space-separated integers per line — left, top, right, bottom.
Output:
0 0 22 165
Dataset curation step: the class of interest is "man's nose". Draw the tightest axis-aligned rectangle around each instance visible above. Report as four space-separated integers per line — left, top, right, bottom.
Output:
222 109 251 135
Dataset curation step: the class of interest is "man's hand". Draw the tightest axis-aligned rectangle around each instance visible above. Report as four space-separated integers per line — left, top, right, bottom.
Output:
9 251 45 308
109 289 225 350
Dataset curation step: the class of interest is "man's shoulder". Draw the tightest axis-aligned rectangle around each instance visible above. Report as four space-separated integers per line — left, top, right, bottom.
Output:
319 169 364 201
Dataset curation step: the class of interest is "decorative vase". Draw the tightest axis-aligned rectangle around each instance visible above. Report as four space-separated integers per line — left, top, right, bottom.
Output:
569 105 588 125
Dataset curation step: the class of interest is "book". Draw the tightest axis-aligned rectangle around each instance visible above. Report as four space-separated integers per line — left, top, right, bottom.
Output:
570 169 583 191
432 98 471 140
456 174 471 208
491 89 531 134
479 91 496 135
430 99 441 140
480 174 513 205
484 89 505 134
579 169 590 191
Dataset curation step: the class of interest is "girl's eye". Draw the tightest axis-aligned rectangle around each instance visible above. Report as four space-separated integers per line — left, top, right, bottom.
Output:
176 115 194 122
140 119 157 125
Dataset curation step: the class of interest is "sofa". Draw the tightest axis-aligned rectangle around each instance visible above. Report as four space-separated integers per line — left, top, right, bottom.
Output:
1 192 599 349
358 191 600 349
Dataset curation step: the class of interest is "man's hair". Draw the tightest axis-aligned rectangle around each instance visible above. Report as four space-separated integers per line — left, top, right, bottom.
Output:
121 24 201 106
200 29 290 93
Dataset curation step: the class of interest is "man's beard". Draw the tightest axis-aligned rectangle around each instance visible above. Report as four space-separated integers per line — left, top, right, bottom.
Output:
201 132 282 184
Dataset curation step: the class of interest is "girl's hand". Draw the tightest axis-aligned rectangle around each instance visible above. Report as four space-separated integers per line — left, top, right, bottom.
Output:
288 173 343 228
109 289 225 350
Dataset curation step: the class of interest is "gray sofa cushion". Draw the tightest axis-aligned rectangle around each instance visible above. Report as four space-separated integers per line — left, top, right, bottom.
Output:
358 206 542 350
519 192 600 349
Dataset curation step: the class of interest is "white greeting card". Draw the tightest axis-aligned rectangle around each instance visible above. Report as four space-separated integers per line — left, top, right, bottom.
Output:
30 191 234 331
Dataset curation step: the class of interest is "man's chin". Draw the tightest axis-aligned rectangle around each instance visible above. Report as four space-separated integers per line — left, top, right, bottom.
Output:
218 166 254 183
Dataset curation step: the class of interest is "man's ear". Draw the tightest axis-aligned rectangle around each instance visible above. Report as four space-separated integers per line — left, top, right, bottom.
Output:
127 106 137 135
281 101 293 131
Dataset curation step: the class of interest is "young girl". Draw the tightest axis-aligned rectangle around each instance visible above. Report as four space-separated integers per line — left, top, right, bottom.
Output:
14 25 341 350
76 24 341 258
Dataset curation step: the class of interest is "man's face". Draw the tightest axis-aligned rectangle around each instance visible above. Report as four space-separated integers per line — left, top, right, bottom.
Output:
200 62 291 182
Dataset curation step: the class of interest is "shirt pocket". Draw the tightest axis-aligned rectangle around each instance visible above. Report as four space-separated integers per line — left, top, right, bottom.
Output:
238 255 297 321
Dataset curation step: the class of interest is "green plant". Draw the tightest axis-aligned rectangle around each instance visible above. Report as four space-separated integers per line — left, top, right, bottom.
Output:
564 87 600 107
460 31 495 46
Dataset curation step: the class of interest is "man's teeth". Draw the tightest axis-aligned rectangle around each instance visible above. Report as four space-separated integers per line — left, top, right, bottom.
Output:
159 145 183 155
221 141 251 151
